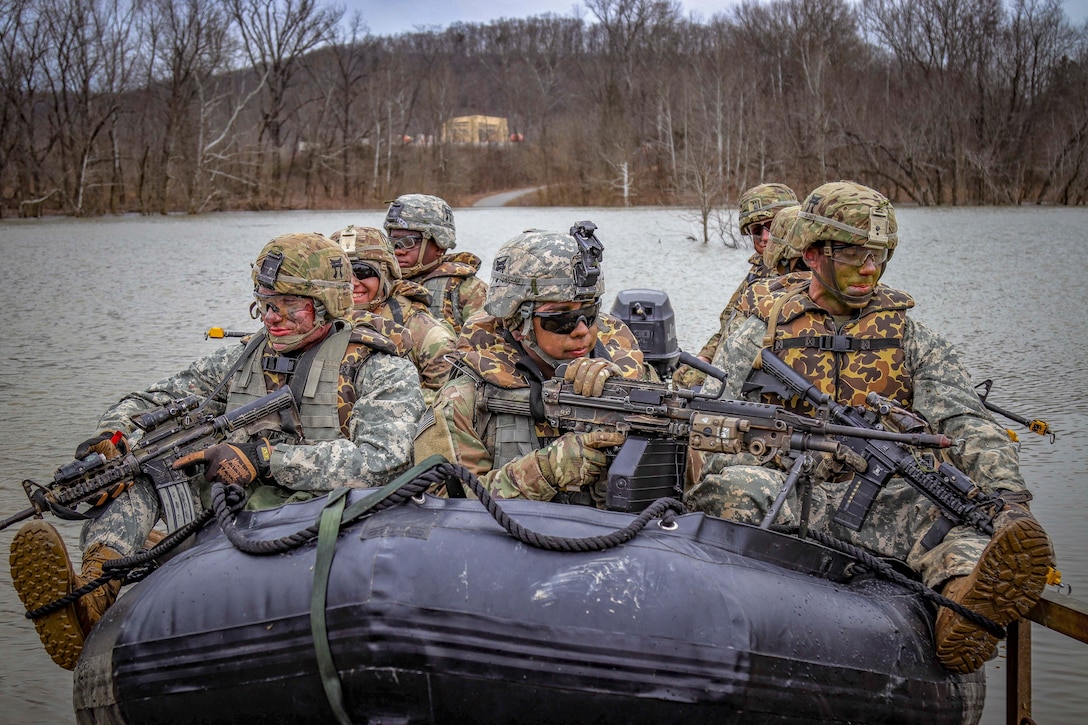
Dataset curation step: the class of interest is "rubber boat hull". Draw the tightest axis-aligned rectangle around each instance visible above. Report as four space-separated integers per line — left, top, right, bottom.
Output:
73 492 984 724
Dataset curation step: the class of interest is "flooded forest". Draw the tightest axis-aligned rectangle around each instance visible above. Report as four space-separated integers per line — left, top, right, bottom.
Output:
3 0 1088 218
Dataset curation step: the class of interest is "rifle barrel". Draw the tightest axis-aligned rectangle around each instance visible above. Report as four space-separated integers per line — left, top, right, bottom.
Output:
0 506 36 531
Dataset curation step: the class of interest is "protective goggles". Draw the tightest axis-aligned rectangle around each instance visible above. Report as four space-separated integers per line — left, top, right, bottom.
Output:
533 302 600 334
391 233 425 251
824 242 888 267
253 292 312 320
351 261 379 280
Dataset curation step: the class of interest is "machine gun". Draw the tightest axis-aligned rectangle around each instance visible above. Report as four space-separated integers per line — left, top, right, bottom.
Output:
744 349 1002 538
483 364 956 513
1 388 303 533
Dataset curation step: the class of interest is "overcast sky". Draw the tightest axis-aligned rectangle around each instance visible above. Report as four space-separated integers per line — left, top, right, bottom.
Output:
345 0 1088 37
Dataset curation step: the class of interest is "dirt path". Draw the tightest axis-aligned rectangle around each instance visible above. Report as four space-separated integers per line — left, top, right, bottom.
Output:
472 186 544 207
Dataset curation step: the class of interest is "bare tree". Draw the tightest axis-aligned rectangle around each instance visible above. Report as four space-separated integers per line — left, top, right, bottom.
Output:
227 0 342 206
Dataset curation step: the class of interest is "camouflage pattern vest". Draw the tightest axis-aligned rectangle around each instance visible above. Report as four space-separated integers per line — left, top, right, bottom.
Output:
752 280 915 414
227 320 396 442
458 314 646 470
416 252 482 330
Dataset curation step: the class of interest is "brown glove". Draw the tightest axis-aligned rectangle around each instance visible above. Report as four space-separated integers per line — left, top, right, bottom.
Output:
75 431 129 461
538 430 627 492
563 357 622 397
173 439 272 487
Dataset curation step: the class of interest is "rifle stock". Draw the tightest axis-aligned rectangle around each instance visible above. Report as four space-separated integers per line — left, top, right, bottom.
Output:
1 387 303 532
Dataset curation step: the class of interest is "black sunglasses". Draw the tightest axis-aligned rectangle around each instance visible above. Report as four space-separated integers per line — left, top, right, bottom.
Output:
534 302 600 334
351 261 379 279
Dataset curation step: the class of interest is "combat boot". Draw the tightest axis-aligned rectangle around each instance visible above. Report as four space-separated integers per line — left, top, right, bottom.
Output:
9 521 122 670
934 504 1054 674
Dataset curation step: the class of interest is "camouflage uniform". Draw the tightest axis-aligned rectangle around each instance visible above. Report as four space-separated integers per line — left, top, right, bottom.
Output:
384 193 488 334
82 235 425 554
414 227 651 505
10 231 424 671
332 224 455 406
419 313 649 502
84 321 423 553
686 183 1038 592
673 183 798 389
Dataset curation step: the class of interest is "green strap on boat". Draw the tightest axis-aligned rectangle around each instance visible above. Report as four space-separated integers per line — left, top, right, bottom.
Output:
309 455 448 724
312 487 352 725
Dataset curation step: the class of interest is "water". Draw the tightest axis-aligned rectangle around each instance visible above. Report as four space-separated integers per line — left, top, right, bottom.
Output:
0 206 1085 723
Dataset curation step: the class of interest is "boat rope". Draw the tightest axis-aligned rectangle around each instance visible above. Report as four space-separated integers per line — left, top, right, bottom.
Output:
796 527 1006 639
432 461 687 551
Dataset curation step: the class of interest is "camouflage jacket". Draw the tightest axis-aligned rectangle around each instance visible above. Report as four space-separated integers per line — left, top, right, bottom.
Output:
353 282 456 406
96 325 425 499
415 313 649 501
411 251 488 334
703 290 1027 495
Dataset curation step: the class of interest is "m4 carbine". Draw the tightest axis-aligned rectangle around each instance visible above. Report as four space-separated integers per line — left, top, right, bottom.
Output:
1 387 302 532
744 349 1001 539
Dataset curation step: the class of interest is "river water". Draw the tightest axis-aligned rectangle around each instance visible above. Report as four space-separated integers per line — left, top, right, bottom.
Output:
0 206 1085 723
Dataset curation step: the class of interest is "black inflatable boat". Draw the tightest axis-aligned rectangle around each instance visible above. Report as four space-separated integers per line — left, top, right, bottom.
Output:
72 473 984 724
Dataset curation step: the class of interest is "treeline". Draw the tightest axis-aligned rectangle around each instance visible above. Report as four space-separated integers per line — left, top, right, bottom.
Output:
2 0 1087 223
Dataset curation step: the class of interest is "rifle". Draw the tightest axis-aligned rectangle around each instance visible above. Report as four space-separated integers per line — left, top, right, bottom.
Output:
1 387 303 533
483 363 955 514
744 349 1001 538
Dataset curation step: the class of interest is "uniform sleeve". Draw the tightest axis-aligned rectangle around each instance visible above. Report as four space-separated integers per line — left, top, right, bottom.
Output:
457 276 489 324
418 377 559 501
699 315 765 400
407 313 457 406
269 352 424 490
903 317 1027 494
96 345 243 439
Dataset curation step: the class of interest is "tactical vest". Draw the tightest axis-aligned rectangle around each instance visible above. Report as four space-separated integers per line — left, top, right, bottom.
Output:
227 321 395 442
421 274 462 327
753 282 915 413
475 386 554 470
416 253 481 330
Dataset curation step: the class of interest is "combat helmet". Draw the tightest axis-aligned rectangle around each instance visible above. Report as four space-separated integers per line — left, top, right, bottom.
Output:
383 194 456 278
738 183 798 236
762 203 802 273
251 232 353 324
485 222 605 323
789 180 898 258
330 224 401 301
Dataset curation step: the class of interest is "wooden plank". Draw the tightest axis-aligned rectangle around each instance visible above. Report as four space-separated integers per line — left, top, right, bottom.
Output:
1025 590 1088 644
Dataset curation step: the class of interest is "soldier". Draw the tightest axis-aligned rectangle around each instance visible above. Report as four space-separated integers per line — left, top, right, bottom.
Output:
382 193 488 334
414 227 652 506
673 183 798 389
330 224 456 406
685 181 1054 675
9 232 424 670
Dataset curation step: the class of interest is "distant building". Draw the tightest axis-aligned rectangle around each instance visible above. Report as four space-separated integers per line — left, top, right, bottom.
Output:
442 115 512 144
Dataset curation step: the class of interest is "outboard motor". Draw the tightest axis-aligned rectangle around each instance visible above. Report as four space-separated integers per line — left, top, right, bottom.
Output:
610 289 680 379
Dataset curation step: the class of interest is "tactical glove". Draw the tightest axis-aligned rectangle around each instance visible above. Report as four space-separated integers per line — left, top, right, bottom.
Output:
563 357 622 397
172 439 272 487
74 431 129 461
537 430 626 492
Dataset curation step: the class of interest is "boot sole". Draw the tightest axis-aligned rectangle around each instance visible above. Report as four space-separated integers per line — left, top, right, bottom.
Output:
9 521 84 670
935 516 1053 674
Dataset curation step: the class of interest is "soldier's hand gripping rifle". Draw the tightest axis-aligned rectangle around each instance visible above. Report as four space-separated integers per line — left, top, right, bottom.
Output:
744 349 1001 539
0 387 303 532
483 361 956 513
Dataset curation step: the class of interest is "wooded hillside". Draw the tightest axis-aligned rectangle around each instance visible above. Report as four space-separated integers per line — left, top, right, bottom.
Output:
3 0 1086 224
